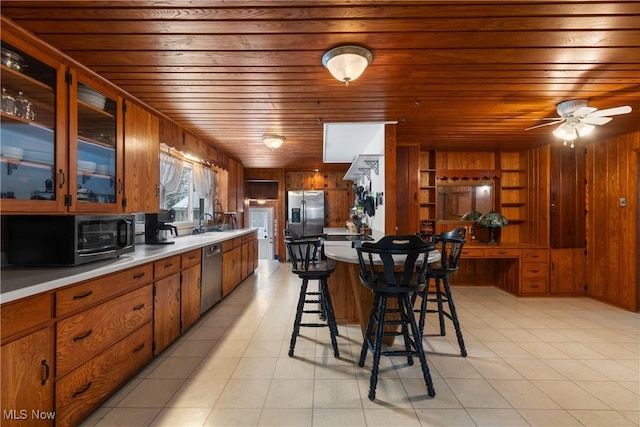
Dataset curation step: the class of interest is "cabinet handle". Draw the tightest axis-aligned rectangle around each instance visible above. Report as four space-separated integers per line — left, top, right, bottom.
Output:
176 289 180 301
133 303 145 311
529 254 540 258
118 179 123 194
530 269 540 273
40 360 50 386
58 169 65 188
72 382 93 398
133 272 146 279
164 262 173 268
132 343 145 353
189 255 196 260
497 250 507 254
530 284 539 289
73 329 93 342
72 290 94 300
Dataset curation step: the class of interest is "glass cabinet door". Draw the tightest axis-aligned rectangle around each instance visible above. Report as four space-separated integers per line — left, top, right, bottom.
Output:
70 76 121 212
1 41 59 207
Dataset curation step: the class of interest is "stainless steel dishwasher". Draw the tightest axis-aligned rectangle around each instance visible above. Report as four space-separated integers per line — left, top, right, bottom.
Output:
201 243 222 314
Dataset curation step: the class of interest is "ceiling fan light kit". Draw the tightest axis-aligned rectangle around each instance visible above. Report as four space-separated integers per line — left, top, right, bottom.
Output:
322 45 373 86
526 98 632 147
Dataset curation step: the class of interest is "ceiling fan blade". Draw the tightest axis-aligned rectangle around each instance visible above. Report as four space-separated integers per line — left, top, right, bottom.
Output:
573 106 597 117
588 105 632 117
581 116 612 126
525 120 564 131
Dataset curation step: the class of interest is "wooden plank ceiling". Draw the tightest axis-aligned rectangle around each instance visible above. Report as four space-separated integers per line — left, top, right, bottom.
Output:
2 1 639 169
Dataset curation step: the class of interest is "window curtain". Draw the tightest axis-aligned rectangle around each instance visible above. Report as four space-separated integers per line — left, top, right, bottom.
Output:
159 151 183 208
194 163 215 213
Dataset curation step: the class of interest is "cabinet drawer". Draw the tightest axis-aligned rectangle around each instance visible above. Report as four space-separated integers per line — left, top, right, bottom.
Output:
154 255 181 279
522 263 548 279
181 249 201 269
56 264 153 317
521 278 549 294
222 236 242 252
55 322 152 427
459 248 485 258
242 232 256 244
56 285 152 377
484 248 520 258
1 293 51 342
522 249 549 263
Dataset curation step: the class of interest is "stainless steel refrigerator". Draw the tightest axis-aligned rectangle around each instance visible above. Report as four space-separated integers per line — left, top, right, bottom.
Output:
287 190 325 237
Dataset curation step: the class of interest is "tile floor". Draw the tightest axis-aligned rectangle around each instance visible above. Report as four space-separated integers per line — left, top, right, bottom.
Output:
82 260 639 427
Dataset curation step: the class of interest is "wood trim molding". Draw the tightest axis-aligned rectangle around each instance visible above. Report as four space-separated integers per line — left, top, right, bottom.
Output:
436 169 501 180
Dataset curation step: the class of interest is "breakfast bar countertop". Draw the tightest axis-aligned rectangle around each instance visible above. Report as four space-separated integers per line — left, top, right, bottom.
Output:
0 228 257 304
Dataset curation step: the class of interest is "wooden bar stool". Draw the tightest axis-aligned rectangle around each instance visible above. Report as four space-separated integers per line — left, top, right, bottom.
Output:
284 234 340 358
415 228 468 357
356 235 436 400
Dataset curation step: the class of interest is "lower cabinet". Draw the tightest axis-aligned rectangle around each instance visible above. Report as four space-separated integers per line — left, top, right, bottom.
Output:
223 231 258 297
1 328 54 427
55 323 152 427
181 263 201 332
153 273 181 355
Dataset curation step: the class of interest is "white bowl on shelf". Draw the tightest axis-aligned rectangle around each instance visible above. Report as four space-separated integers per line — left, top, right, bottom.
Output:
96 164 110 174
1 146 23 160
78 86 107 110
78 160 96 173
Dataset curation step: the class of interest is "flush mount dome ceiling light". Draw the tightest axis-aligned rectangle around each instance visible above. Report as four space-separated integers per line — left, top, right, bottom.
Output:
263 134 285 149
322 45 373 86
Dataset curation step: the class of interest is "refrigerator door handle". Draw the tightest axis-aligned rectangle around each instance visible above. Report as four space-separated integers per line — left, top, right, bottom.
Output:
301 199 306 234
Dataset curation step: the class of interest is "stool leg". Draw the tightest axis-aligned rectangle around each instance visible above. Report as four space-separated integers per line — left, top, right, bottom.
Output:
418 287 428 336
443 278 467 357
320 278 340 358
359 294 379 367
368 295 387 401
398 296 414 366
435 278 447 336
289 278 309 357
402 295 436 398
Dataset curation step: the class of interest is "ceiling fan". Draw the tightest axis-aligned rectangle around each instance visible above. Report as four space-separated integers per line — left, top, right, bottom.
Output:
525 99 632 147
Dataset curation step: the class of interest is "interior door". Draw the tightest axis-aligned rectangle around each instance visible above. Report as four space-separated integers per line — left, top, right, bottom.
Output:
250 207 274 259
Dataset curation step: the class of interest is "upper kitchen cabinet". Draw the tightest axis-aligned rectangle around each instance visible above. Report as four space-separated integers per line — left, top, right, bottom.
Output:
123 101 159 213
0 37 67 213
68 68 124 213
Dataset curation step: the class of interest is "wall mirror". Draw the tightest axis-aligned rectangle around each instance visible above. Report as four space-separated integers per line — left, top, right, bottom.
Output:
437 181 493 222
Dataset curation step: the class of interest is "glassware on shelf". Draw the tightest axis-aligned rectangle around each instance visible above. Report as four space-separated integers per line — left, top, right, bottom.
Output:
1 88 16 115
15 91 35 120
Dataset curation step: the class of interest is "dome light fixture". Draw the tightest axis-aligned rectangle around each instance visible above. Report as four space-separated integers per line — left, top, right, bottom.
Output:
322 45 373 86
263 134 285 149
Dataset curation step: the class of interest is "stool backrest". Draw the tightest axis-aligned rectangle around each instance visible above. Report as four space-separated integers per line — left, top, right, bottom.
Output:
284 236 323 272
356 235 435 288
434 228 466 271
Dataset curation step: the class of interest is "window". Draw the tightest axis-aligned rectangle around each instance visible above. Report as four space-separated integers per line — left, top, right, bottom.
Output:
160 151 215 224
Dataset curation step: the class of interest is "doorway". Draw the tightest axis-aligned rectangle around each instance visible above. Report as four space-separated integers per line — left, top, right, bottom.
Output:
250 206 274 259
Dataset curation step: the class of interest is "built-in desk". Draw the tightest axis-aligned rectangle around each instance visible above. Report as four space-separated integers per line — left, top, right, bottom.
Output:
454 243 549 296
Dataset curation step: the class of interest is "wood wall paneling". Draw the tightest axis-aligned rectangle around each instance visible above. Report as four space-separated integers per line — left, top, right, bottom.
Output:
550 146 586 249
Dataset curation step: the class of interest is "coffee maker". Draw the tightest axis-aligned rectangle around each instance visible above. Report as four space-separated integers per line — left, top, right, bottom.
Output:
145 209 178 245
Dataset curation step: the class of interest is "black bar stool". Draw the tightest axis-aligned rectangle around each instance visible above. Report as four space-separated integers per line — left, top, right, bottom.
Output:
284 234 339 358
356 235 436 400
415 228 468 357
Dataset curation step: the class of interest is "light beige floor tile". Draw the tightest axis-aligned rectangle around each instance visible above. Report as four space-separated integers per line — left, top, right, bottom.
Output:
314 379 362 408
78 407 110 427
504 358 566 380
542 359 608 381
445 378 511 408
415 408 475 426
363 408 421 426
489 379 560 409
401 378 462 408
619 381 640 395
575 380 640 411
272 356 316 379
231 357 277 379
166 376 227 408
147 356 202 379
170 339 216 357
358 378 414 408
468 357 525 379
214 379 270 408
207 338 250 357
620 411 640 425
579 359 640 381
467 408 529 426
242 339 285 357
263 379 314 408
585 342 640 360
532 380 610 410
149 407 211 426
189 325 227 341
116 378 185 408
428 355 482 379
258 408 312 426
517 341 572 359
483 341 535 358
193 356 240 379
568 410 638 426
549 342 608 359
203 408 261 426
221 324 258 340
517 409 583 426
93 408 160 427
312 408 367 426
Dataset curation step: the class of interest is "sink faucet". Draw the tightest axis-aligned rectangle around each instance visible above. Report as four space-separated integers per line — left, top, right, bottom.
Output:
193 212 214 234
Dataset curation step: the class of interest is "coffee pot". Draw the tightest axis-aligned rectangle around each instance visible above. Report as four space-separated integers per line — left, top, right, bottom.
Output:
145 209 178 245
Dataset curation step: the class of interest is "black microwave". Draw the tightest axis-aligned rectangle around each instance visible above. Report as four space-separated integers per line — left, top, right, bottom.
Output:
7 214 135 266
